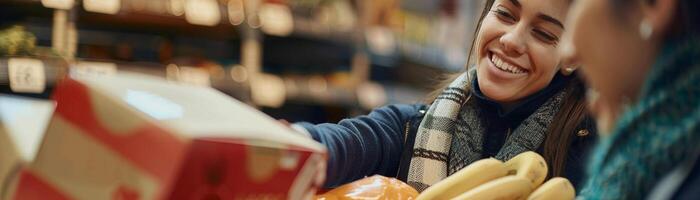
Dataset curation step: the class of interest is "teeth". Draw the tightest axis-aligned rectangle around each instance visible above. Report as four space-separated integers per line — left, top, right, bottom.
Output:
491 54 525 74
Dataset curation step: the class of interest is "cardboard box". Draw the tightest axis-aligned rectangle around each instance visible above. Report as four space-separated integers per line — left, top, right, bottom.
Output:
0 121 19 198
0 95 55 199
8 72 326 200
167 138 326 200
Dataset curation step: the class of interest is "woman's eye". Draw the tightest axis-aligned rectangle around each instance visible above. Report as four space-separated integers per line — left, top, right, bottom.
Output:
492 9 516 23
532 29 558 44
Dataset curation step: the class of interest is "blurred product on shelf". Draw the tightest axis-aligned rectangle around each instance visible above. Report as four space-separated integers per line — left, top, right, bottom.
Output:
0 26 36 56
166 64 212 87
0 57 68 99
315 175 419 200
184 0 221 26
40 0 75 10
0 25 66 60
250 72 286 107
259 3 294 36
82 0 121 15
0 25 63 64
71 61 117 77
0 94 55 199
3 72 326 199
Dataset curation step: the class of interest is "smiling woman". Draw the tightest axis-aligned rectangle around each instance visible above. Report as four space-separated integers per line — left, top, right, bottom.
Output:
293 0 597 192
426 0 592 184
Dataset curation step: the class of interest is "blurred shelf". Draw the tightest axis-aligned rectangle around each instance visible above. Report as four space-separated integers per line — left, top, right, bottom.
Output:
0 0 240 39
262 37 354 75
0 56 252 101
76 10 240 40
0 0 466 111
281 75 357 107
0 0 55 28
280 78 429 108
284 18 358 45
77 59 252 101
381 83 428 105
268 74 429 108
399 49 464 72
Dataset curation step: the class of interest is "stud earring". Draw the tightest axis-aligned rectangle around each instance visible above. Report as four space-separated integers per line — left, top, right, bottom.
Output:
562 67 576 76
639 19 653 40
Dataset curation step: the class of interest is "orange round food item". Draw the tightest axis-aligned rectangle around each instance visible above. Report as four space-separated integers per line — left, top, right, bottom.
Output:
316 175 419 200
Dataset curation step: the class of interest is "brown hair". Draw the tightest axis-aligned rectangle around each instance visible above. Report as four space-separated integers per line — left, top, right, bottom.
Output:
611 0 699 40
426 0 588 178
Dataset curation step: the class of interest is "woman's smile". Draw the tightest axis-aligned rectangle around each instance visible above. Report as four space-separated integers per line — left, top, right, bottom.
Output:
486 51 530 81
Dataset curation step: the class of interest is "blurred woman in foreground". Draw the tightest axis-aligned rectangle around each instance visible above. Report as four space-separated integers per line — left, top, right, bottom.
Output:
561 0 700 199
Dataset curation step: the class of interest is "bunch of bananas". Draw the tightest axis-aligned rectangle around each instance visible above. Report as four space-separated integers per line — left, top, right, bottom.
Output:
417 151 575 200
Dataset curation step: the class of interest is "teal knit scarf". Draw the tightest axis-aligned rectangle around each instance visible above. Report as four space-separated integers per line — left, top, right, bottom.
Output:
578 39 700 199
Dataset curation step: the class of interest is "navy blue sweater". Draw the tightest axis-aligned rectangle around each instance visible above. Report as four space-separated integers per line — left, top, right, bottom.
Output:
298 74 597 189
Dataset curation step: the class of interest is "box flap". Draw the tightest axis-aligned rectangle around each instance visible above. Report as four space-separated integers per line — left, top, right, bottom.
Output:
72 72 325 153
0 95 55 162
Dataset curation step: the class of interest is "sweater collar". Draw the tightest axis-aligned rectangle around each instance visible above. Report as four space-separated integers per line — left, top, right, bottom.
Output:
471 72 571 122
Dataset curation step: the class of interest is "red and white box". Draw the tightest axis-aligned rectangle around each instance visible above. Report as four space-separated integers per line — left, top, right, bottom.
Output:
5 72 326 200
0 95 55 199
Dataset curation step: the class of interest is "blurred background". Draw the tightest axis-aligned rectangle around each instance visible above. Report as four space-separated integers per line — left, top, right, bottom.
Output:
0 0 484 123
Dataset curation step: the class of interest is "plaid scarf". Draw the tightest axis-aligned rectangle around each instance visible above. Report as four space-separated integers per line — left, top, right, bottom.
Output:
406 69 566 191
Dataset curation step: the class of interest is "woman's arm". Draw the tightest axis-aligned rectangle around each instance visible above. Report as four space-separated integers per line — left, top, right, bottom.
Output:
295 104 424 188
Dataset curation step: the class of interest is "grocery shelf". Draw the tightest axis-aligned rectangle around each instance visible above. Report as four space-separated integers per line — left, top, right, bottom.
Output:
281 74 357 107
77 11 240 39
0 0 471 112
286 18 358 45
0 57 253 101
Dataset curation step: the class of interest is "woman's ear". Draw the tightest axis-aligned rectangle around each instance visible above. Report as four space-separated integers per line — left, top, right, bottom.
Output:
559 43 580 76
558 30 580 77
639 0 677 40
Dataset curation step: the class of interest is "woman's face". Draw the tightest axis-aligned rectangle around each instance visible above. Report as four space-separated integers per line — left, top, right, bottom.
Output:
476 0 570 104
561 0 659 132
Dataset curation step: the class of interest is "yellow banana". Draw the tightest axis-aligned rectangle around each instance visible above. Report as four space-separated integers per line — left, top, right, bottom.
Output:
526 177 575 200
451 176 533 200
417 158 508 200
504 151 548 188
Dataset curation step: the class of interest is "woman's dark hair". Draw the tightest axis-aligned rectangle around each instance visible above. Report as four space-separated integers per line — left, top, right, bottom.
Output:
426 0 588 178
611 0 700 40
